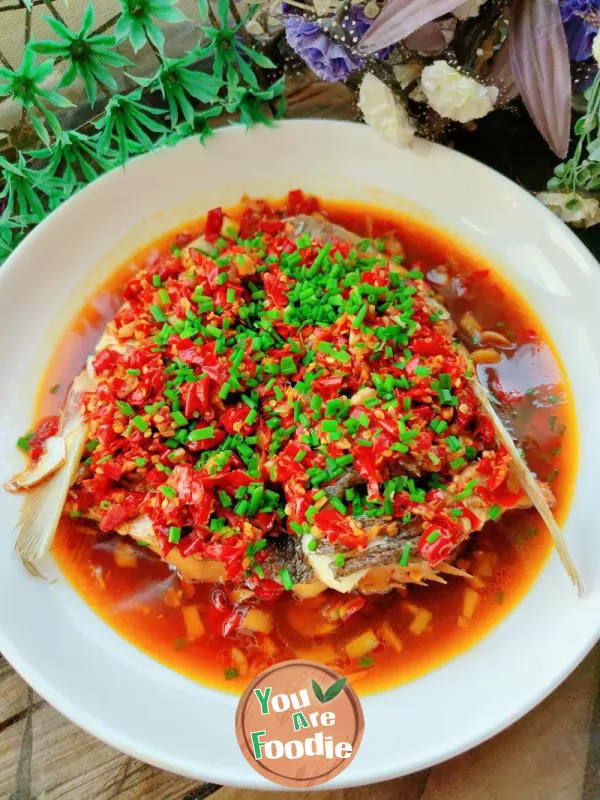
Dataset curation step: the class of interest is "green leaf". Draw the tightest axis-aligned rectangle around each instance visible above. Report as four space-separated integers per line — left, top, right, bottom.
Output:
179 68 222 103
42 15 74 41
58 60 80 88
80 65 98 107
237 43 277 70
32 41 70 56
311 680 325 703
145 21 166 53
90 62 119 92
322 677 347 702
197 0 210 22
28 112 51 146
81 1 96 35
216 0 230 24
234 53 260 90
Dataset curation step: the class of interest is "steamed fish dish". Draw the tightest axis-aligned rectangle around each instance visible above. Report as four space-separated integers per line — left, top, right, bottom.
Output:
7 192 578 690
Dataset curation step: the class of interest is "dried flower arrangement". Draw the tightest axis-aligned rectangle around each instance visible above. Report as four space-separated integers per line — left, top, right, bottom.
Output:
1 0 600 268
256 0 600 228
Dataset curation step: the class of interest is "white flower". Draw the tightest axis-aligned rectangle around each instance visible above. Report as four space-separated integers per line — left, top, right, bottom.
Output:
537 192 600 229
453 0 486 21
593 32 600 67
359 73 415 148
420 60 498 123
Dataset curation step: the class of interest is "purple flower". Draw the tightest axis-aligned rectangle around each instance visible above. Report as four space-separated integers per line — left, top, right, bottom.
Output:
559 0 600 61
342 6 392 58
284 17 364 82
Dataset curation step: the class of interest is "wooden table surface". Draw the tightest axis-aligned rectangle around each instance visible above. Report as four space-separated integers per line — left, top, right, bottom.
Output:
1 81 600 800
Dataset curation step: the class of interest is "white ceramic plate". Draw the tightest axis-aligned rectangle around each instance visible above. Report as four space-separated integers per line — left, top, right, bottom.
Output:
0 120 599 790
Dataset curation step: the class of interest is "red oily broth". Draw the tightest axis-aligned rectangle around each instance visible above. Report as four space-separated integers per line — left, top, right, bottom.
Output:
38 199 577 695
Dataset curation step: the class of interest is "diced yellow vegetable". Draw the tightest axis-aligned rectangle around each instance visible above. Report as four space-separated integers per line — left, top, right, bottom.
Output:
182 605 204 641
408 607 432 636
114 542 137 569
462 588 480 620
378 621 403 654
242 608 273 634
345 629 379 659
231 646 248 678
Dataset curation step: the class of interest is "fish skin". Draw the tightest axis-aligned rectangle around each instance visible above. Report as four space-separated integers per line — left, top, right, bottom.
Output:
318 521 423 578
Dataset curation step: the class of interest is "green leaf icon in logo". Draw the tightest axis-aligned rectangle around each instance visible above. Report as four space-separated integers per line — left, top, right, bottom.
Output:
311 679 325 703
312 677 347 704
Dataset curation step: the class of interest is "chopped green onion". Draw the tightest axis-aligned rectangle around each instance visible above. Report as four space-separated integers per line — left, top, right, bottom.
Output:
399 542 411 567
171 410 187 427
189 426 215 441
116 400 135 416
149 305 167 322
168 526 181 543
446 435 462 452
280 567 294 590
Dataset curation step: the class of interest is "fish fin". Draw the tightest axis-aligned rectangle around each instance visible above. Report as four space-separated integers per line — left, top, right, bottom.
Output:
4 436 66 491
438 562 472 580
15 421 88 567
471 378 582 596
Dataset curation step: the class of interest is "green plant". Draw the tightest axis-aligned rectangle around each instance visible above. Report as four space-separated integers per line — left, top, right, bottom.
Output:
31 3 131 107
0 49 73 145
115 0 188 54
548 70 600 198
140 54 223 126
0 0 285 266
94 91 167 160
0 153 59 225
